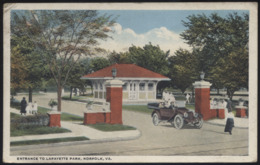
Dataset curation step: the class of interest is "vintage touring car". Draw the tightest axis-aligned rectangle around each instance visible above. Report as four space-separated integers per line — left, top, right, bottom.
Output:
148 101 203 129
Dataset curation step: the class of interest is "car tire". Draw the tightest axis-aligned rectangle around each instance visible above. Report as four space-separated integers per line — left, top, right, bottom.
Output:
195 118 203 129
152 113 160 126
173 114 184 129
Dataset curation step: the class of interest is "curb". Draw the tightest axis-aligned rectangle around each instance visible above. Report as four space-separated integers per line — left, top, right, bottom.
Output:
205 121 248 129
10 130 142 152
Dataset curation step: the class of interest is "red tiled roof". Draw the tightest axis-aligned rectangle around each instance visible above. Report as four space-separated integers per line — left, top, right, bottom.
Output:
81 64 170 79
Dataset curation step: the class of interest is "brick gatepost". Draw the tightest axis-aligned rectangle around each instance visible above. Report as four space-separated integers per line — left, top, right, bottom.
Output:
48 111 61 127
105 79 124 124
235 106 247 117
193 80 212 120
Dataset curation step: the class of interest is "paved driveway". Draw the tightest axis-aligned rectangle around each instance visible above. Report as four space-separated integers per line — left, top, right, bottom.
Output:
11 93 248 156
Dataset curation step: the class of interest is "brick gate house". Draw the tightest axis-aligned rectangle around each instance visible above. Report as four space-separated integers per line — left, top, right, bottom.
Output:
81 63 170 102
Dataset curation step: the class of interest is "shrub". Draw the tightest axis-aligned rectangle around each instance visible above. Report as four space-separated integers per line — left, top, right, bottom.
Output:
11 114 50 129
10 98 21 109
48 99 58 107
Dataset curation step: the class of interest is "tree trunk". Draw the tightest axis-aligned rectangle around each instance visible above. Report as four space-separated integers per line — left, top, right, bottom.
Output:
57 84 62 112
227 88 235 101
70 86 73 100
28 87 32 102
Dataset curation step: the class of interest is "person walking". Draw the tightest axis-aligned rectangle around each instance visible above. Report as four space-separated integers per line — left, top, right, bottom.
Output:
224 98 234 135
20 97 27 115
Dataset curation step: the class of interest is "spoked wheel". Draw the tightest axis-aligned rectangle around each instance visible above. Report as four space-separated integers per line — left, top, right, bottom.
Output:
174 114 184 129
152 113 160 126
195 118 204 129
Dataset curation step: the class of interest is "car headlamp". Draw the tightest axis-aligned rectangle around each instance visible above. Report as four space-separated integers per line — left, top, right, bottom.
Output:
184 112 188 118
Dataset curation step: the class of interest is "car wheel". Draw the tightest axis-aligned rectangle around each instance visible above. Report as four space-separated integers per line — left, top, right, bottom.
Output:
174 114 184 129
152 113 160 126
195 118 203 129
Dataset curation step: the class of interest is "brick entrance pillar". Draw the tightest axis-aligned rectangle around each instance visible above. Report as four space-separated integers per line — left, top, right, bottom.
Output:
193 80 212 120
235 106 247 117
47 111 61 127
105 79 124 124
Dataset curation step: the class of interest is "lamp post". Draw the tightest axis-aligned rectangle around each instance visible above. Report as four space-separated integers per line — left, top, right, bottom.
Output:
200 71 205 81
112 68 117 79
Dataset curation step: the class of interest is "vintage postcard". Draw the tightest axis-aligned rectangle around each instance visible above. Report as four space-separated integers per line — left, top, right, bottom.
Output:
3 2 258 163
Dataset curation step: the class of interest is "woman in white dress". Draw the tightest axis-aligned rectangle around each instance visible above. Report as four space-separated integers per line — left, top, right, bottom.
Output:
32 101 38 114
26 102 32 114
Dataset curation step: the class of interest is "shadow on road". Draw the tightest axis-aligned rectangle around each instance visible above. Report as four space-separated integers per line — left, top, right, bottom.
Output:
159 124 200 129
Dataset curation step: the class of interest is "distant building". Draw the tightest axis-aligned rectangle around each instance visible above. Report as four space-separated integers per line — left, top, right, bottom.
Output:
81 63 170 102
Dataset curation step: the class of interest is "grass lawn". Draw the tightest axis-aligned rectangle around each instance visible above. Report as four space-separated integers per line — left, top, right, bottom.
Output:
87 123 136 132
11 136 89 146
37 107 83 121
62 95 82 101
21 93 45 96
122 105 153 114
60 112 84 121
62 94 93 101
186 104 195 110
38 106 51 113
11 124 71 137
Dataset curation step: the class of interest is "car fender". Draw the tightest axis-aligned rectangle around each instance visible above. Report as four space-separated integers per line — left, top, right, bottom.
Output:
168 111 178 122
151 110 161 119
168 114 175 122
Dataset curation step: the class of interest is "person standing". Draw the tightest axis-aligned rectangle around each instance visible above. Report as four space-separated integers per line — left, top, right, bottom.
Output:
224 98 234 135
186 93 190 104
32 101 38 114
20 97 27 115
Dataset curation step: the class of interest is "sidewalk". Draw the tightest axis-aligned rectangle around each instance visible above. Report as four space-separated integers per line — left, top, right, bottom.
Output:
10 108 141 145
205 117 248 129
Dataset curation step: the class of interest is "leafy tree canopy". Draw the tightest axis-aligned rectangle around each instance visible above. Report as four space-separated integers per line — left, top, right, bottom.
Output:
180 12 248 99
11 10 116 111
127 42 170 76
168 49 199 93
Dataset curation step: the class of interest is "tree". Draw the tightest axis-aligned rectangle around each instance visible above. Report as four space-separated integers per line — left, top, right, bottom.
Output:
66 58 92 99
180 12 249 99
11 10 115 111
213 47 248 99
168 49 199 93
10 33 46 102
90 57 110 72
108 51 131 64
11 44 28 90
128 42 170 76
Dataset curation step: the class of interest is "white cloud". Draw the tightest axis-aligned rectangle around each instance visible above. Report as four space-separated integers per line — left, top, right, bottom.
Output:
99 23 191 56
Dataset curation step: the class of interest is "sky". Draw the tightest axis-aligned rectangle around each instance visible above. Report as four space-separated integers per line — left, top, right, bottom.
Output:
97 10 249 55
